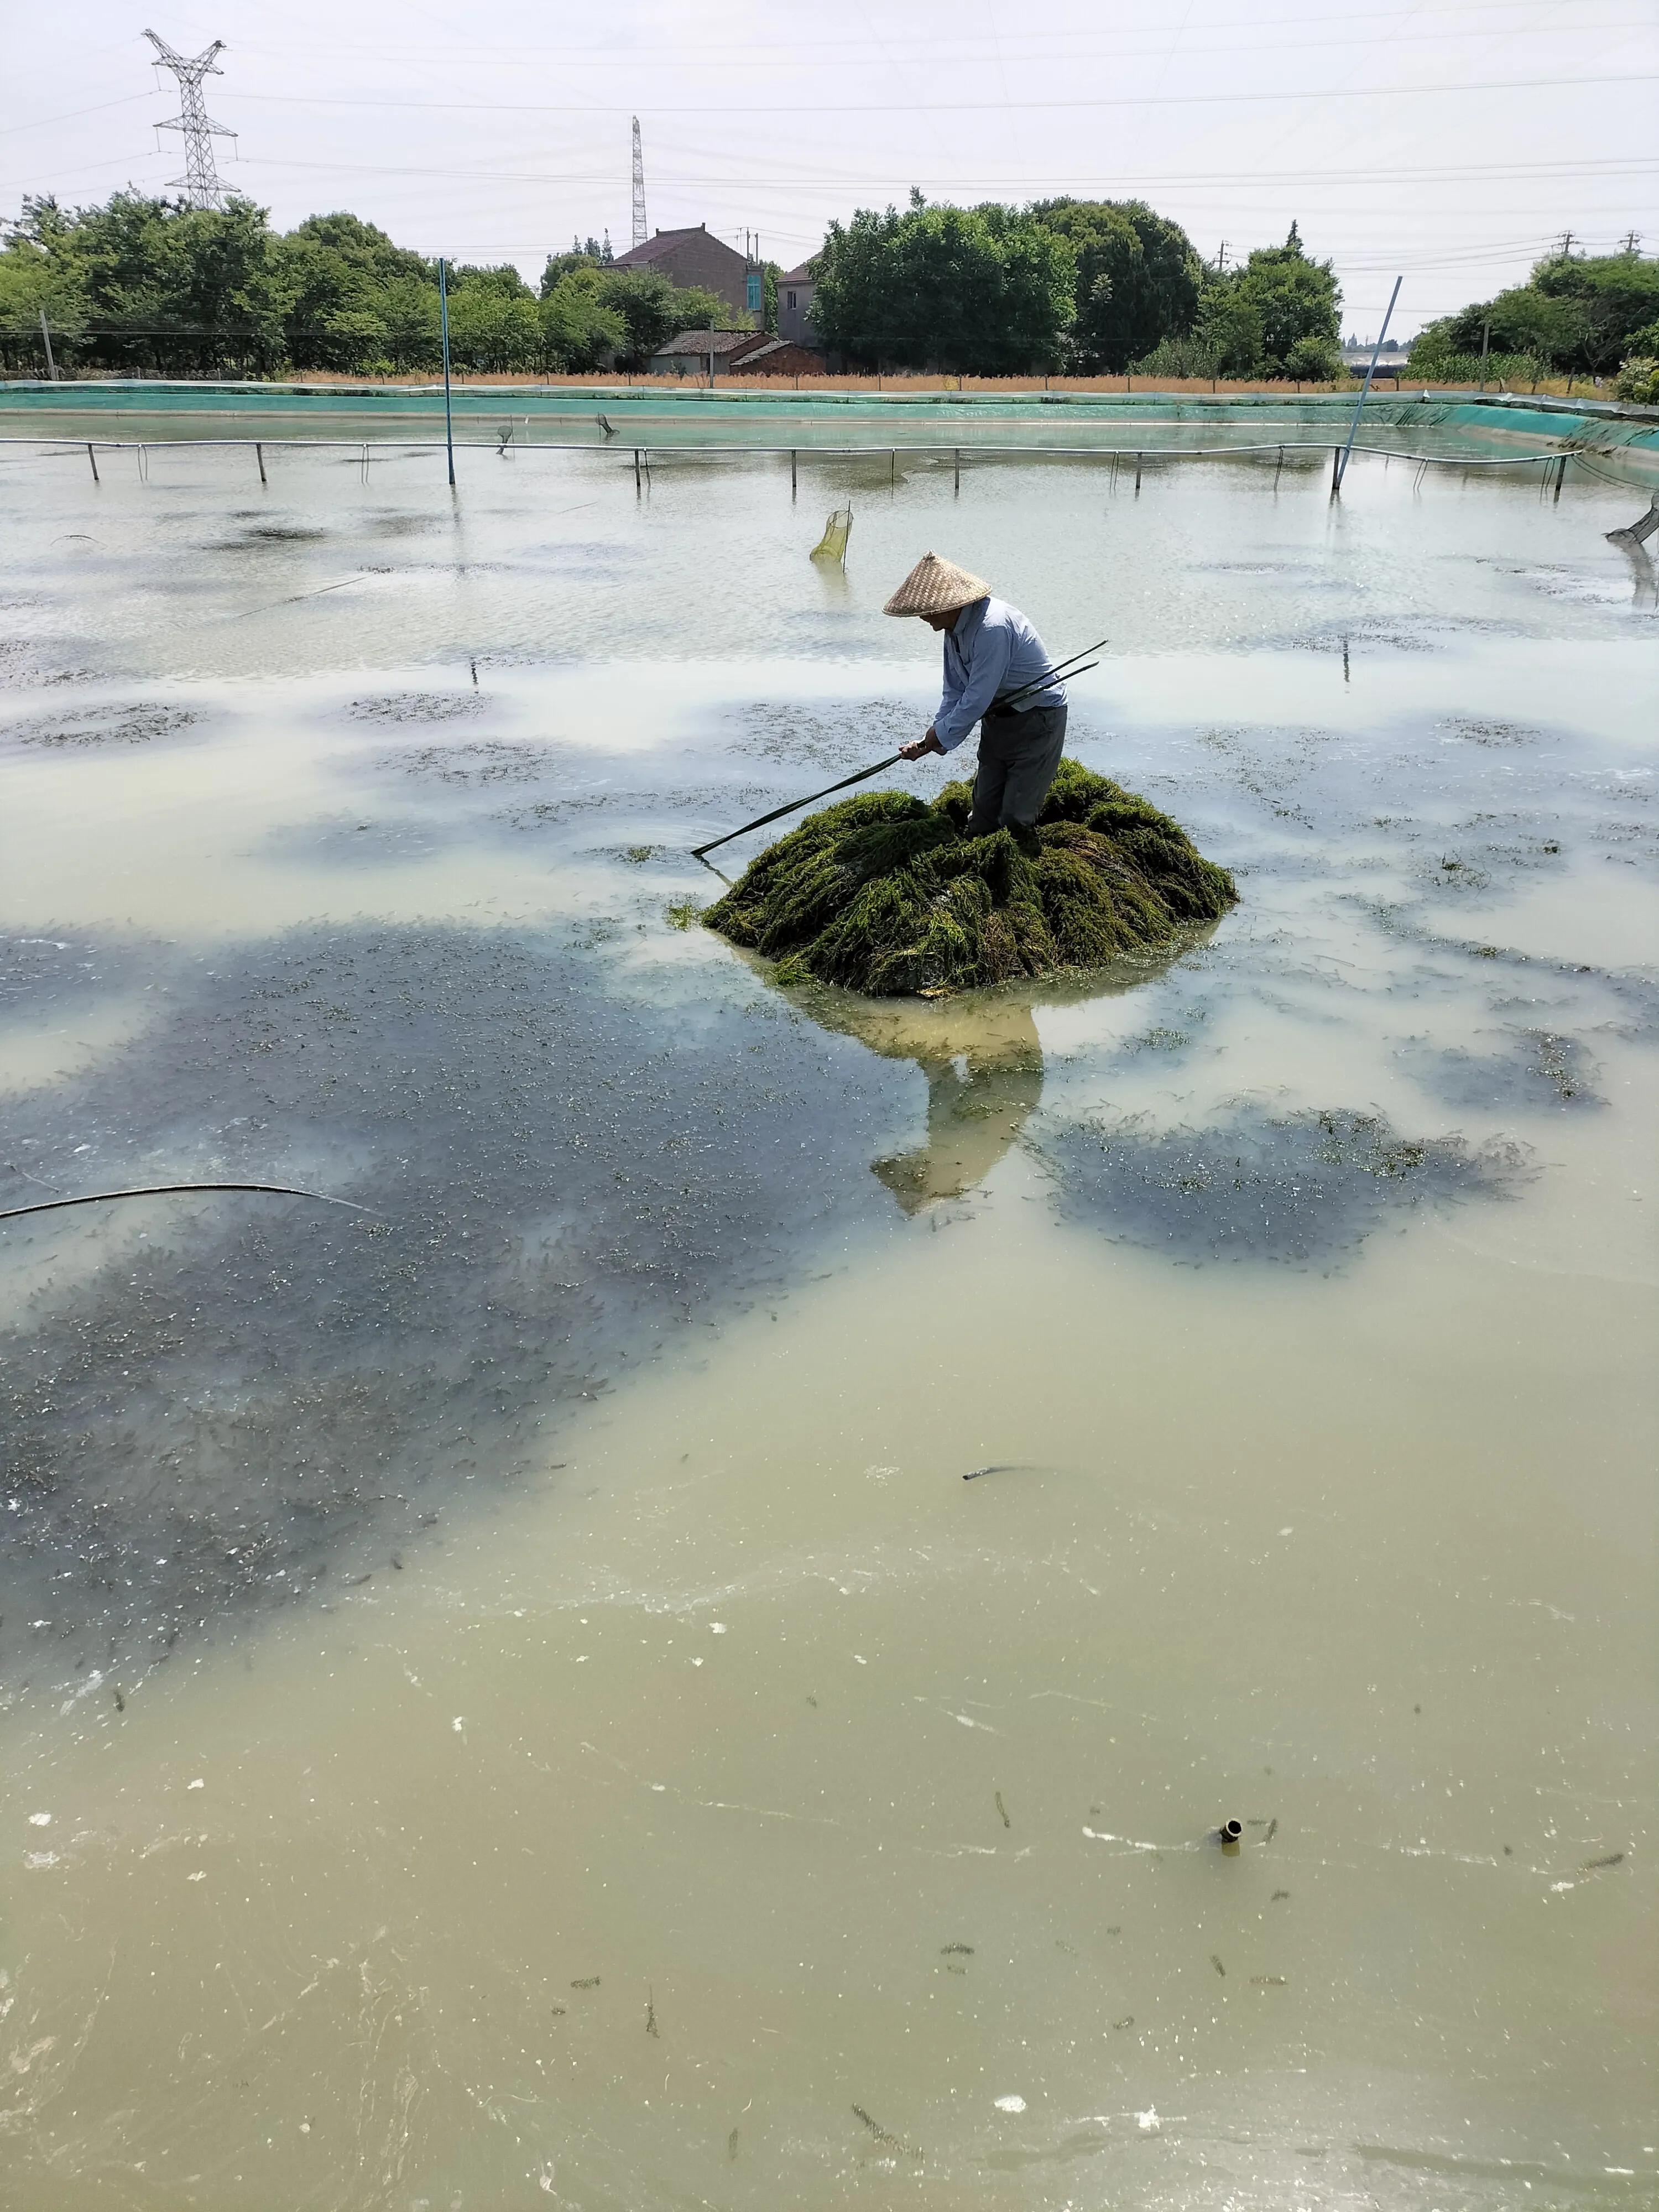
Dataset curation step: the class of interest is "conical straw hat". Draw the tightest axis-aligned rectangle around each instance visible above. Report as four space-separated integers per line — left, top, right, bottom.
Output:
883 551 991 617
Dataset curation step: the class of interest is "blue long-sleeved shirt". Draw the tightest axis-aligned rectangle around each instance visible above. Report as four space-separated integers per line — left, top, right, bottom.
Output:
933 596 1067 753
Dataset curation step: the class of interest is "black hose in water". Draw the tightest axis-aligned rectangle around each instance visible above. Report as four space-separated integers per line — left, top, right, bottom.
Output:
0 1182 371 1223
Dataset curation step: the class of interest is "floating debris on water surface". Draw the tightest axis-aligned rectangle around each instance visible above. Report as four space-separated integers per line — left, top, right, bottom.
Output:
570 1976 601 1990
995 1790 1011 1829
852 2105 921 2160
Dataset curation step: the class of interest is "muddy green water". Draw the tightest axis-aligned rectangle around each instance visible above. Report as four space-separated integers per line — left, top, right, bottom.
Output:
1 442 1655 2209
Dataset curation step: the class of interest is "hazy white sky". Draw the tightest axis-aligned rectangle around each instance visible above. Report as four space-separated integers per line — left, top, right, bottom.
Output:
6 1 1657 339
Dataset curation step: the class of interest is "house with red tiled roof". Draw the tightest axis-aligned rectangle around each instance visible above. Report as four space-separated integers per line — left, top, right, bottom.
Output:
649 328 771 376
649 329 826 379
610 226 749 320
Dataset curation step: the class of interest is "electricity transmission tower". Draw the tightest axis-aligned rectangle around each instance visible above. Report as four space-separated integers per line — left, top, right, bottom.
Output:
145 29 236 210
631 116 648 248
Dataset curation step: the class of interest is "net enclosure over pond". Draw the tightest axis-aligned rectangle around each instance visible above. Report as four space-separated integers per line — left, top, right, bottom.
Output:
704 760 1237 997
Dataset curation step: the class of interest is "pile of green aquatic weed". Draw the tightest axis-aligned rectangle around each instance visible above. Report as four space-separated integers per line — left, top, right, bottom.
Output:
703 759 1237 997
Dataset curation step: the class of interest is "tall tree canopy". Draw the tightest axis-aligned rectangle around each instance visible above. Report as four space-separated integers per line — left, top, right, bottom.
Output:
1419 247 1659 375
1222 226 1342 375
812 195 1076 372
0 192 726 377
1030 199 1202 372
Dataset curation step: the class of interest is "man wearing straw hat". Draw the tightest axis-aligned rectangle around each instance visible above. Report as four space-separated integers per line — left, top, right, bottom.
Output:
887 552 1068 838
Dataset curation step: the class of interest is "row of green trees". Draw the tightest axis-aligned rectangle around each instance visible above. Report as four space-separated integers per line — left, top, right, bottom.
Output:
811 196 1344 379
0 195 736 378
0 185 1342 382
1410 246 1659 388
12 186 1648 391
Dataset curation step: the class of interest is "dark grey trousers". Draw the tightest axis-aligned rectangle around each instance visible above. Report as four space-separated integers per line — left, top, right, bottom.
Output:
965 702 1068 837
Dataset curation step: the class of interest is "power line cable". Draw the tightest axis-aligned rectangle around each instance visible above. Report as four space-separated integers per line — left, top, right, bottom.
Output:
221 72 1659 118
214 1 1656 65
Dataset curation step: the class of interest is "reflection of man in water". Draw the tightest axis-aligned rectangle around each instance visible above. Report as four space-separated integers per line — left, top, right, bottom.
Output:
885 552 1068 837
813 997 1045 1214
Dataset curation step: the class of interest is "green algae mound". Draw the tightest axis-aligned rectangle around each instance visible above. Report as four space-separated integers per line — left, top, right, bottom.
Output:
703 760 1237 997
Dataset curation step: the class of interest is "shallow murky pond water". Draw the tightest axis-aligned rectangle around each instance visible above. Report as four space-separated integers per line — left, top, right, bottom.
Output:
1 441 1655 2209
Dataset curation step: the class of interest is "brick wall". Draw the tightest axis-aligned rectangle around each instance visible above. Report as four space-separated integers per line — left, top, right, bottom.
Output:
635 230 748 319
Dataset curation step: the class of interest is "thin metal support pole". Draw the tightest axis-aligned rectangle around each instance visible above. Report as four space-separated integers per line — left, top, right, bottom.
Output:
1332 445 1341 494
39 310 57 380
1274 444 1284 488
256 440 267 484
86 442 99 483
1553 453 1567 504
634 447 641 491
693 751 906 860
890 450 896 488
438 257 456 489
1335 274 1401 494
1134 452 1142 493
790 448 797 494
953 447 960 492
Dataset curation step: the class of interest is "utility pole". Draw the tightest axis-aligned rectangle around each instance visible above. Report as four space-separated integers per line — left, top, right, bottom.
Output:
1216 241 1229 274
1554 229 1578 260
1620 231 1641 254
144 30 235 210
39 310 57 380
630 117 648 249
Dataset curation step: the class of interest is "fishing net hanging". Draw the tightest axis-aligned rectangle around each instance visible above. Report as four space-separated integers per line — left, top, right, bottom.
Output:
809 505 853 565
704 759 1237 998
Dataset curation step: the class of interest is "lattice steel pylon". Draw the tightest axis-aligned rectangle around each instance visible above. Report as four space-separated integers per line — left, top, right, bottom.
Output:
145 29 236 210
630 116 648 248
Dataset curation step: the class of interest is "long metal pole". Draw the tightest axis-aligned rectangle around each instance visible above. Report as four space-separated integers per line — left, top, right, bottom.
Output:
438 257 456 488
39 310 57 380
692 753 906 860
1334 275 1402 494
